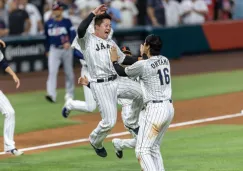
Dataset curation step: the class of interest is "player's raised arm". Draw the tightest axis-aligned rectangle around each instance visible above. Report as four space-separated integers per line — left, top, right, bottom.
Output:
77 4 107 38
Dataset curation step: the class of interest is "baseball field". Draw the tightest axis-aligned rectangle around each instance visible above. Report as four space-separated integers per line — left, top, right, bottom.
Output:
0 51 243 171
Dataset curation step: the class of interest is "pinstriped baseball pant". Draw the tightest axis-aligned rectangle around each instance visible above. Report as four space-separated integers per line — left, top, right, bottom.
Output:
136 101 174 171
66 61 96 112
89 77 143 149
0 91 16 151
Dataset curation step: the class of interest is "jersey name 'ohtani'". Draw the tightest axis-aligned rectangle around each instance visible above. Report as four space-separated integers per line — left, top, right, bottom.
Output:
125 55 172 103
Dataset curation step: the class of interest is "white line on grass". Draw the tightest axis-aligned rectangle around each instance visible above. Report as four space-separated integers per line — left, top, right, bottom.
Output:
0 112 242 155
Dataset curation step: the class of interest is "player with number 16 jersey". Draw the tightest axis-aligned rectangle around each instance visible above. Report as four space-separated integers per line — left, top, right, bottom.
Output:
111 34 174 171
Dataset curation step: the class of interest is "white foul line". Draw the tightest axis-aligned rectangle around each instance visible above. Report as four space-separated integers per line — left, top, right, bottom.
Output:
0 112 242 155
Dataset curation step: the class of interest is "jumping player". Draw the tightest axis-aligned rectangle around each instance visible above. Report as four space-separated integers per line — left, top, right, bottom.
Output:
76 4 143 158
61 20 114 114
44 1 76 103
77 46 141 159
111 35 174 171
0 39 23 156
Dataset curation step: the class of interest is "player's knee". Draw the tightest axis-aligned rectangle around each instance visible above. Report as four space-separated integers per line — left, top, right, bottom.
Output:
86 102 96 112
4 107 15 118
106 119 117 130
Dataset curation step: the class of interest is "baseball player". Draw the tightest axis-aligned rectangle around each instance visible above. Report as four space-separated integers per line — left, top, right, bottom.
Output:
0 39 23 156
61 21 114 114
111 35 174 171
77 46 141 159
44 1 76 103
76 4 144 158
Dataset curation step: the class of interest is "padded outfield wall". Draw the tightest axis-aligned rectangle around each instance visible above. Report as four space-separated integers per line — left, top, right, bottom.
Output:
1 20 243 73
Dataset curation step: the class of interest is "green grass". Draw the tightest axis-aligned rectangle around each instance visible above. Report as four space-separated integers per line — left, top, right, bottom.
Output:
1 70 243 135
0 125 243 171
1 88 89 135
172 70 243 100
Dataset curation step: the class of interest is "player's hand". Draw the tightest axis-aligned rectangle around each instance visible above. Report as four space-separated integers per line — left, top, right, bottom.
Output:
0 39 6 48
45 52 49 57
110 46 119 62
78 75 89 86
92 4 107 15
63 42 71 50
138 57 143 61
12 75 20 89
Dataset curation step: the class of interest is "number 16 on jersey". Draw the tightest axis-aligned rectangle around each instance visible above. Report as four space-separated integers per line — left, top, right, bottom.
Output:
157 68 170 85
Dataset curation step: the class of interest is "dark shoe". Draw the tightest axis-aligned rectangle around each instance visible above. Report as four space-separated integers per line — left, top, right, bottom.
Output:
45 95 55 103
125 125 139 136
62 107 70 118
112 138 123 159
90 142 107 158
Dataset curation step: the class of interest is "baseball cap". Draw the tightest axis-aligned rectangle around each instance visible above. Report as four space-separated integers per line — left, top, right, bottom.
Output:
121 46 132 55
52 1 64 10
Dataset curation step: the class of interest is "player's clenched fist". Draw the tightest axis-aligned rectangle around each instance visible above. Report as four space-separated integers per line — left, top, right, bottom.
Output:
110 46 119 62
92 4 107 16
78 75 89 86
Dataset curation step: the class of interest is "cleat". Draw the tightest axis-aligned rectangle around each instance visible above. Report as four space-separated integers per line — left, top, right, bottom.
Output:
62 107 70 118
7 148 24 156
112 138 123 159
62 99 72 118
45 95 55 103
90 142 107 158
125 125 139 137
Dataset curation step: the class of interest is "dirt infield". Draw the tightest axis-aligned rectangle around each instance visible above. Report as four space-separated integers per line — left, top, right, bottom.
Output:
0 50 243 158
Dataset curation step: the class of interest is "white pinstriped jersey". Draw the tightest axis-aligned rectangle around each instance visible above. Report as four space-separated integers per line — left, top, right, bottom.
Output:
125 55 172 104
117 76 140 106
77 33 125 80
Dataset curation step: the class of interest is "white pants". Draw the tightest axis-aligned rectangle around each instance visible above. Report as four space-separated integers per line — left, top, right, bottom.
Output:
66 60 96 112
89 77 143 148
46 46 74 101
0 91 16 151
135 101 174 171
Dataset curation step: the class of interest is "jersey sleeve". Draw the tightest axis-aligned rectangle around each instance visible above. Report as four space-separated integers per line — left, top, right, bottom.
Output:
0 50 3 62
0 50 9 70
125 60 145 78
77 32 91 52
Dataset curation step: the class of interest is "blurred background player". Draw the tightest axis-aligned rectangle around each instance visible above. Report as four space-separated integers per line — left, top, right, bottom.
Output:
44 1 76 103
0 39 23 156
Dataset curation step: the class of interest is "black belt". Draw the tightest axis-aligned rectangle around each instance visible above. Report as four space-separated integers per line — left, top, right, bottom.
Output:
152 100 172 103
97 75 117 83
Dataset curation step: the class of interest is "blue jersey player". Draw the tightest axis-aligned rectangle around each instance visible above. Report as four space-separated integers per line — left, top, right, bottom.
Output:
45 1 76 103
